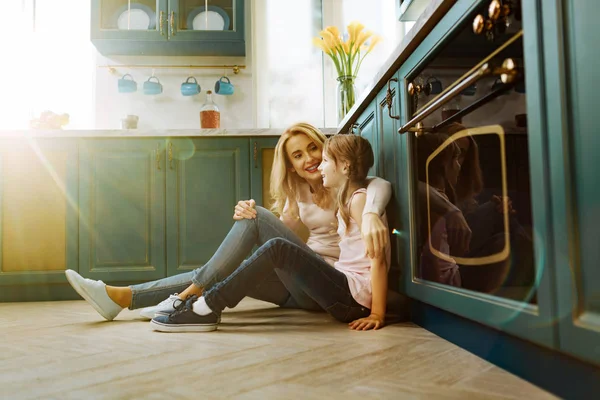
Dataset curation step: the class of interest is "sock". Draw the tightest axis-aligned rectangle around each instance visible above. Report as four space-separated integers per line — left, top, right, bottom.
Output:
192 296 214 316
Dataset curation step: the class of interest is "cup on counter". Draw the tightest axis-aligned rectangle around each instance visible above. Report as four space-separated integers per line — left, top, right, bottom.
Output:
118 74 137 93
121 115 139 129
181 76 201 96
143 76 163 95
214 76 234 95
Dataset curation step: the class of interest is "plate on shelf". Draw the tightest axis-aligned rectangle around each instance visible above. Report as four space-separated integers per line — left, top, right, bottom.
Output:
114 3 156 30
187 6 230 31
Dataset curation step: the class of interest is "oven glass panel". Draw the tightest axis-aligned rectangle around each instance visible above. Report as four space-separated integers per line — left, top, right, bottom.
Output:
409 1 537 304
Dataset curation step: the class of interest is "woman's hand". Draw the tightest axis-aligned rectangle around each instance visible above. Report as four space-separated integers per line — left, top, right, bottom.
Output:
361 213 389 259
349 314 385 331
491 195 516 215
233 199 257 220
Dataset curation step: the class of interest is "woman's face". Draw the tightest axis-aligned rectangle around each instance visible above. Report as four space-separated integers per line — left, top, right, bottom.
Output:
455 136 470 166
446 145 462 186
285 134 323 183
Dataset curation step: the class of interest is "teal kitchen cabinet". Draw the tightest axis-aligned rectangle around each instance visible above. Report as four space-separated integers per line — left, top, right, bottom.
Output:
375 73 405 292
79 139 167 283
0 138 79 301
396 0 557 349
91 0 245 56
543 0 600 366
165 138 250 276
250 137 279 209
355 101 380 177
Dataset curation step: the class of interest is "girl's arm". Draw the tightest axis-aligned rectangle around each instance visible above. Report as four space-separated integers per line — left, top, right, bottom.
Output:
362 177 392 259
347 192 387 331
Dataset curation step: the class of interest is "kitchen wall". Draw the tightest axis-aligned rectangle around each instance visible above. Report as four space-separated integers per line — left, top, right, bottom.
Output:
93 4 254 130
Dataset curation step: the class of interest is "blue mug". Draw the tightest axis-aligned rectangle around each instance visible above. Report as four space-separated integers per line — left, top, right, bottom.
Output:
426 77 442 95
214 76 234 95
118 74 137 93
461 83 477 96
143 76 163 95
181 76 201 96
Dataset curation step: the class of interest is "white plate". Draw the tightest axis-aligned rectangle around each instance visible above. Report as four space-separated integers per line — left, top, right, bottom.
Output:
117 9 151 30
192 11 226 31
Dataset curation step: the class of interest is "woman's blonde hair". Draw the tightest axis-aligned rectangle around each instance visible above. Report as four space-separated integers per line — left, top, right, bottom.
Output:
323 134 374 231
270 122 332 216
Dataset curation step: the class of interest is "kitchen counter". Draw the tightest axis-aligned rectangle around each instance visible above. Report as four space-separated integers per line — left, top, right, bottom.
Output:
0 128 339 138
337 0 456 133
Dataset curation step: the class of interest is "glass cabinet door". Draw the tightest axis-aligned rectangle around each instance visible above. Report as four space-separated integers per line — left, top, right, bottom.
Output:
171 0 235 33
92 0 167 39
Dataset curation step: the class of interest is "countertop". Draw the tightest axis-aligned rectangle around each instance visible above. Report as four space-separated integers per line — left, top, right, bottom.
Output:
337 0 456 133
0 128 339 138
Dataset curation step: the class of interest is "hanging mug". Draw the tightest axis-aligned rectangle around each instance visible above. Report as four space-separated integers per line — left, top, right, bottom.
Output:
181 76 201 96
118 74 137 93
214 76 234 95
426 77 443 95
143 76 163 95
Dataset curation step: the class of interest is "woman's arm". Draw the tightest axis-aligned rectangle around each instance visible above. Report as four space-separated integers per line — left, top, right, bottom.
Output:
362 177 392 259
347 193 387 331
280 198 303 234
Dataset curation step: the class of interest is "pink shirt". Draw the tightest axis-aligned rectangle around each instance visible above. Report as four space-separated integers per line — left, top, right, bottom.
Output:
334 189 391 309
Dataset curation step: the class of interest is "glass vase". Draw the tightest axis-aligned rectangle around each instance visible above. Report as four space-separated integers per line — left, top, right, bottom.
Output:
336 75 357 123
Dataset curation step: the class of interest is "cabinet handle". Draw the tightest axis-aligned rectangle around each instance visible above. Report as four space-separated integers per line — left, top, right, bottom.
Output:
170 11 176 36
386 78 400 120
156 144 161 170
253 141 258 168
159 11 165 36
168 142 174 169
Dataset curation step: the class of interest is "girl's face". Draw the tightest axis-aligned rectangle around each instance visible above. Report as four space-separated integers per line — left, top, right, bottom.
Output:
285 133 323 183
318 150 346 188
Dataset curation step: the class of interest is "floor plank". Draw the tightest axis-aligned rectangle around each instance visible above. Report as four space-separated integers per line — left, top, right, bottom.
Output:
0 298 557 400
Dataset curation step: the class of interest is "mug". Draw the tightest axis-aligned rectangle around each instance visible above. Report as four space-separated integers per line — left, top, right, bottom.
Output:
181 76 201 96
118 74 137 93
426 77 443 95
143 76 163 95
214 76 234 95
461 83 477 96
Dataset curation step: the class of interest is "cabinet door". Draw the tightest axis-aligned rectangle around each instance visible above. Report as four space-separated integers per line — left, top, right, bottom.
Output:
250 137 279 209
0 138 78 301
356 102 379 177
91 0 169 55
79 139 166 283
376 74 405 292
166 138 250 276
167 0 245 56
544 0 600 366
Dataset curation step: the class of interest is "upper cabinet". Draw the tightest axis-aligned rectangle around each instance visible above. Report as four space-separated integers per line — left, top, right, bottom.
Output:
91 0 245 56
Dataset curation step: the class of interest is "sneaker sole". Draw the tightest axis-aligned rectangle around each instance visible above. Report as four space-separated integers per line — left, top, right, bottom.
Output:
150 319 217 332
65 271 115 321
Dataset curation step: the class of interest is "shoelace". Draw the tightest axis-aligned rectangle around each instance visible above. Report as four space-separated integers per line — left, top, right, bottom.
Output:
168 295 199 319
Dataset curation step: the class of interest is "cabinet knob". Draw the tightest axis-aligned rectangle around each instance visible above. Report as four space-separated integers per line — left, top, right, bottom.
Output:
488 0 502 21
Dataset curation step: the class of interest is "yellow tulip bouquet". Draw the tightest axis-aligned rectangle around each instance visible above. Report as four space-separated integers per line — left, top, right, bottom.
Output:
313 21 382 121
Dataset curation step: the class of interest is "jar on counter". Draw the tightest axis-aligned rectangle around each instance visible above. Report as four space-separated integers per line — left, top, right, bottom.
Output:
200 90 220 129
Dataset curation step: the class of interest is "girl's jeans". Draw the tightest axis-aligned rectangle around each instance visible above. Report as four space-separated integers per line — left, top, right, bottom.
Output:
129 207 323 311
204 237 370 323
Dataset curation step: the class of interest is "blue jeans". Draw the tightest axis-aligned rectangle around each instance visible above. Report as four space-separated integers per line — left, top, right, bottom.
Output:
204 238 371 323
128 207 322 311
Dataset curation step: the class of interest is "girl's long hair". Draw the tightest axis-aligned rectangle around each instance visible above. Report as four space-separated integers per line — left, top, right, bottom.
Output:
323 134 374 231
270 122 332 216
416 133 459 204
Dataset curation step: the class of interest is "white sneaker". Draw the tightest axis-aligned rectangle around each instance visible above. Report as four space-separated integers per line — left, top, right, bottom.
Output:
139 294 181 320
64 269 123 321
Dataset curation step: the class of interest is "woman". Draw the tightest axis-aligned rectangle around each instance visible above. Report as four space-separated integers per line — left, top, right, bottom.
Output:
150 134 390 332
65 123 393 321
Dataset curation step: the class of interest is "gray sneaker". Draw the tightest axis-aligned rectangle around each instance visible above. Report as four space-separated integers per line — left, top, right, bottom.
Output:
65 269 123 321
139 294 181 320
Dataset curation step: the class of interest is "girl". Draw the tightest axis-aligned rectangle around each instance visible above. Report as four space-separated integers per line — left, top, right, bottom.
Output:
149 134 391 332
65 123 393 322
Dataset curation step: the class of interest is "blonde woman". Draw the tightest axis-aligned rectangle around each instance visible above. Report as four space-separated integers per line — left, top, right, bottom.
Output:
65 123 392 321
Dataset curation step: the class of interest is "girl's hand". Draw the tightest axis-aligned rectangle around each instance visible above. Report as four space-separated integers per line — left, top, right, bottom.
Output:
349 314 385 331
361 213 389 259
233 199 257 220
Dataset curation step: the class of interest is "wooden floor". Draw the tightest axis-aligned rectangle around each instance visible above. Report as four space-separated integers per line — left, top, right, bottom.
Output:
0 298 557 400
